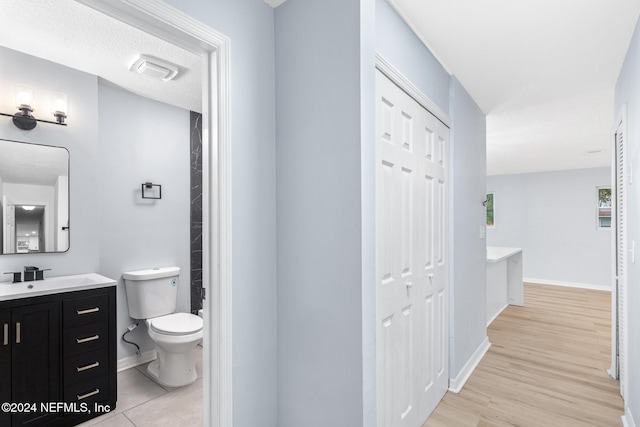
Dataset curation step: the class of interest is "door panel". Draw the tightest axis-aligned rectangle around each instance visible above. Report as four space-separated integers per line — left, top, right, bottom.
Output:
12 301 61 425
376 70 449 427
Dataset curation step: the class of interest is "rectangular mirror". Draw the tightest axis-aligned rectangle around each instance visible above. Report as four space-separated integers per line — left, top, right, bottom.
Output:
0 139 69 254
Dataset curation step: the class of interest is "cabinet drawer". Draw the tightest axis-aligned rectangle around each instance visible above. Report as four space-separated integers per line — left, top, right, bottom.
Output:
63 322 108 357
64 349 108 386
63 293 109 327
64 374 108 405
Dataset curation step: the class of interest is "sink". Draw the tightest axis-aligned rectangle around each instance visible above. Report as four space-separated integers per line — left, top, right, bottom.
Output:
0 273 116 300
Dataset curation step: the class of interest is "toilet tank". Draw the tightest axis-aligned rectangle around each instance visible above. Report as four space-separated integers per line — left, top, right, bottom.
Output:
123 266 180 319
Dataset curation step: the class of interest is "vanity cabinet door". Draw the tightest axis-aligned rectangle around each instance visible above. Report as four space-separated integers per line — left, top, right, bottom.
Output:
0 309 10 427
11 301 61 426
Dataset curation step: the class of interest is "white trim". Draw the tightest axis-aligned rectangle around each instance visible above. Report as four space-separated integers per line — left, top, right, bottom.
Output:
524 277 611 292
73 2 232 426
117 349 157 372
448 337 490 394
622 408 637 427
375 53 451 128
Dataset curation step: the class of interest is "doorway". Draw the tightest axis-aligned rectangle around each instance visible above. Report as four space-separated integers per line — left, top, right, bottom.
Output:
75 1 232 425
14 205 45 253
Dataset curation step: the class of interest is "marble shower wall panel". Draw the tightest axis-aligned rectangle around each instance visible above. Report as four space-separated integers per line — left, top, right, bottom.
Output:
190 111 203 313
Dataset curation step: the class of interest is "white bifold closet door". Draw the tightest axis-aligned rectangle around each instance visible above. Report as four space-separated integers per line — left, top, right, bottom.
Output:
375 69 449 427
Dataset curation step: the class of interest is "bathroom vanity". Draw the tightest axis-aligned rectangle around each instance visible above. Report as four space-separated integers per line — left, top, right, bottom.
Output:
0 274 116 426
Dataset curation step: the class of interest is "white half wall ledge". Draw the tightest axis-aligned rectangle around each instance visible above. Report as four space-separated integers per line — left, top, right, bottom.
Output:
524 278 612 292
448 337 491 394
264 0 287 8
622 408 637 427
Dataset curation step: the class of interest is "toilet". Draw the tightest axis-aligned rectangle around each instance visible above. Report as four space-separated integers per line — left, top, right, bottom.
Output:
123 266 203 387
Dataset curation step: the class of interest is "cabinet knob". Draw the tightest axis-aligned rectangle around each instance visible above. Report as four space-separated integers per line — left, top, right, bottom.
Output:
2 323 7 346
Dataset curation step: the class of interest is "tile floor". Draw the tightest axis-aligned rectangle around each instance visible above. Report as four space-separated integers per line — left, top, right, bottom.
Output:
77 346 203 427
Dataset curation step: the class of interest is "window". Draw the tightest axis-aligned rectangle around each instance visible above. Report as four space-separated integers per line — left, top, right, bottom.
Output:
485 192 495 227
597 187 612 229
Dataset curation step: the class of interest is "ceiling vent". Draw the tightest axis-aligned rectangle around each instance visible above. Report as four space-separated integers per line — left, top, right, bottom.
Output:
129 55 179 82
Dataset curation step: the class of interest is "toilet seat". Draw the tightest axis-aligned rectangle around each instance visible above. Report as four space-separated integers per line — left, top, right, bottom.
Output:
148 312 203 336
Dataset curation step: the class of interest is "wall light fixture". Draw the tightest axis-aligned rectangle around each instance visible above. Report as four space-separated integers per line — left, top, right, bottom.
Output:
0 85 68 130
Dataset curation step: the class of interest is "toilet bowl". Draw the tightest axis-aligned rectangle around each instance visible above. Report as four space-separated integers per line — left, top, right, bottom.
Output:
123 267 203 387
146 312 203 387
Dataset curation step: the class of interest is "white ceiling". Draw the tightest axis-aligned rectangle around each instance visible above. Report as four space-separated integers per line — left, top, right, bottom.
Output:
3 0 637 176
389 0 640 175
0 0 202 113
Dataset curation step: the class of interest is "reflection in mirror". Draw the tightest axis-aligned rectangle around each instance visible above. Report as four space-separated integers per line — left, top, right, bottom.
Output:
0 139 69 254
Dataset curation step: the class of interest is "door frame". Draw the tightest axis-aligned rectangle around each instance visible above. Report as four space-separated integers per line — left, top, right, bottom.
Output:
75 1 232 425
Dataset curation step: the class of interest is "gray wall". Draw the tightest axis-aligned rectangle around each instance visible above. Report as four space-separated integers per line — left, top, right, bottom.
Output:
275 0 367 425
448 77 488 379
158 1 279 426
97 82 191 358
0 46 100 276
375 0 450 112
487 168 612 288
615 15 640 426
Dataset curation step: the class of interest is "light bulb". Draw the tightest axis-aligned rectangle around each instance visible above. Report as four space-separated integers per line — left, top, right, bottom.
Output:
52 92 68 124
14 84 34 111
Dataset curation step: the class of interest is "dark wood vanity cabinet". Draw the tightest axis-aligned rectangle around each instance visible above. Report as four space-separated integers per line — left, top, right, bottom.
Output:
0 286 116 426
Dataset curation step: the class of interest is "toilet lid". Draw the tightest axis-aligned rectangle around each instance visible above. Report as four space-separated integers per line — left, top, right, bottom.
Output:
149 313 203 335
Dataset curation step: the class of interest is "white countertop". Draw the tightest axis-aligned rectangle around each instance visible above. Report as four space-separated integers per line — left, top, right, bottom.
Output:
487 246 522 263
0 273 116 301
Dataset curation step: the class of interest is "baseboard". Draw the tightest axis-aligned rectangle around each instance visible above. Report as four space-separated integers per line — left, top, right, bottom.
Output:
622 408 637 427
524 277 611 292
487 303 508 326
448 336 491 394
117 349 157 372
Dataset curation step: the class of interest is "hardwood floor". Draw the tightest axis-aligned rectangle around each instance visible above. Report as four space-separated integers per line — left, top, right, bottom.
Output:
424 283 624 427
